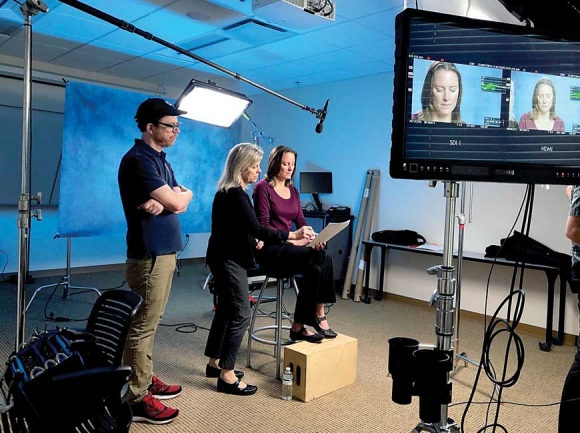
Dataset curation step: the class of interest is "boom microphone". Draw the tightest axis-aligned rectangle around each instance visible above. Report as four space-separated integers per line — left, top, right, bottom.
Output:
315 99 330 133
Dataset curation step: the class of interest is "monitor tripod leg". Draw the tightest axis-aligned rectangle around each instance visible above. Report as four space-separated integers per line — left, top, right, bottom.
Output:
412 419 460 433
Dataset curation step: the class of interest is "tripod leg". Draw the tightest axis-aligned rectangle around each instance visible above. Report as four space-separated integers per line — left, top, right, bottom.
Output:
412 423 438 433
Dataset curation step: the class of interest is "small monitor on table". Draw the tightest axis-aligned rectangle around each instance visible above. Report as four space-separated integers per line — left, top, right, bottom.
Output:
300 171 332 212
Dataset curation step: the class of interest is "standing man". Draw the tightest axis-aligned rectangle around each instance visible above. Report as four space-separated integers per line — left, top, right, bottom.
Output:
118 98 193 425
561 185 580 431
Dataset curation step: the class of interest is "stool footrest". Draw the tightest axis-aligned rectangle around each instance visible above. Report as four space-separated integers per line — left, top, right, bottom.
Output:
249 325 294 347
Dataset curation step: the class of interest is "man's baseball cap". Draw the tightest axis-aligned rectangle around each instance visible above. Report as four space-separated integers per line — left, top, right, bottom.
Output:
134 98 187 124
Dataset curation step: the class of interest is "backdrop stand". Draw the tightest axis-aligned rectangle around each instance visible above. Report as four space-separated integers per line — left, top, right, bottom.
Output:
25 236 101 312
15 0 48 351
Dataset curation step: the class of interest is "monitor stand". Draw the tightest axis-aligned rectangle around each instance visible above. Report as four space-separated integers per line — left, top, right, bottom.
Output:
312 193 323 212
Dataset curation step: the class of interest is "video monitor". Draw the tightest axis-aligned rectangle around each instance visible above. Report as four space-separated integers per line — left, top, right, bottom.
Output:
300 172 332 212
300 172 333 194
390 8 580 185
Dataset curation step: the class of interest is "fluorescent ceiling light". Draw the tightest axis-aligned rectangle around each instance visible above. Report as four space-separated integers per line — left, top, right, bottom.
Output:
175 79 252 128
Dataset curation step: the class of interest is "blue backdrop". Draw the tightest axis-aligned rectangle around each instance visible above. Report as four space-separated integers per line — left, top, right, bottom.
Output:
58 82 241 237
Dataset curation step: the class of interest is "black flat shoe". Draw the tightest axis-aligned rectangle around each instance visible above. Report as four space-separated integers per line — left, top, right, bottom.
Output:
217 377 258 396
206 364 244 379
289 327 324 343
313 316 338 339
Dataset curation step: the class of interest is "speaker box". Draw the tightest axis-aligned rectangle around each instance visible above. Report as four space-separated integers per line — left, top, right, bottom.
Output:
326 222 351 281
304 213 352 283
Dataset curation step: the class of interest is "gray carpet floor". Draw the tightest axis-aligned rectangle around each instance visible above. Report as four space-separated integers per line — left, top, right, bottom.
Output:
0 262 575 432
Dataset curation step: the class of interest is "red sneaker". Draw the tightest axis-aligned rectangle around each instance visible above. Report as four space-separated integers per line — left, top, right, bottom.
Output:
148 375 182 400
131 392 179 425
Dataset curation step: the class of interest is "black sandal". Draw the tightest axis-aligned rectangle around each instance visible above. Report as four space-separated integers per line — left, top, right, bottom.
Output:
289 327 324 343
313 316 337 339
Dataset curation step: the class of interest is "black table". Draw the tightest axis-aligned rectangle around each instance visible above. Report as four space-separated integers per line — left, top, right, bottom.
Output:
361 240 566 352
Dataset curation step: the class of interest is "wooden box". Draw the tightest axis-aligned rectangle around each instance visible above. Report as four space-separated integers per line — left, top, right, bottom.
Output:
283 334 357 402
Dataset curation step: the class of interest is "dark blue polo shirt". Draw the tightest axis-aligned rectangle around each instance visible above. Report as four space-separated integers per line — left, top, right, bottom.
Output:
118 139 183 259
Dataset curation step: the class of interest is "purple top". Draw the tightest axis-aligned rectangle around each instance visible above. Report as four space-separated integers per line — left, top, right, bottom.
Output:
253 178 307 231
518 112 565 132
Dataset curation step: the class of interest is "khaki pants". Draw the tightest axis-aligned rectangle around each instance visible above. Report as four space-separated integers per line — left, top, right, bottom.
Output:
122 254 176 402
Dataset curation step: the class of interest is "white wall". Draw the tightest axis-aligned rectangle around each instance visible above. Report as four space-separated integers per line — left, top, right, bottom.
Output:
243 72 578 335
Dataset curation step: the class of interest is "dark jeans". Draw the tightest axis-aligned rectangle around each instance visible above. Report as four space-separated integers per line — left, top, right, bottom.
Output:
204 259 250 371
559 295 580 432
255 242 336 326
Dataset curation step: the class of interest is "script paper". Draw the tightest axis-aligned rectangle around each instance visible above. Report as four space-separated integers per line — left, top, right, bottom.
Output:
307 220 350 247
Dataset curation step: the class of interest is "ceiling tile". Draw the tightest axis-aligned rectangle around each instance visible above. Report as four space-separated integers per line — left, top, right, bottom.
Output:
53 45 138 72
245 59 335 83
137 66 194 89
146 52 197 68
95 30 164 54
0 33 73 62
208 55 261 73
128 0 246 44
355 7 403 36
348 37 395 63
333 0 403 20
33 10 117 41
271 67 356 90
58 0 174 22
305 20 388 49
216 45 295 69
187 37 254 59
99 56 180 79
263 35 339 61
51 45 134 72
302 49 375 70
348 60 393 77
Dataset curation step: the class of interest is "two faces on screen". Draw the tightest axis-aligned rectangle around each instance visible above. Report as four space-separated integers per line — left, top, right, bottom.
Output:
414 61 564 132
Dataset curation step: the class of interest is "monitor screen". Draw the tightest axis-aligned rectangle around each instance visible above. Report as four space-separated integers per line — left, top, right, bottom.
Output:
390 8 580 185
300 172 333 194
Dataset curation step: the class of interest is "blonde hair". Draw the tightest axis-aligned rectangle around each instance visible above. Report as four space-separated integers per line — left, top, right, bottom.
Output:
217 143 263 191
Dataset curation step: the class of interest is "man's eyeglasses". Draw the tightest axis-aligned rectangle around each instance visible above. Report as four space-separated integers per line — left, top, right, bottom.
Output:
156 121 181 132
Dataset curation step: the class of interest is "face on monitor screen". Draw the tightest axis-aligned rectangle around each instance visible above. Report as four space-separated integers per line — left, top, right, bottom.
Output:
390 8 580 185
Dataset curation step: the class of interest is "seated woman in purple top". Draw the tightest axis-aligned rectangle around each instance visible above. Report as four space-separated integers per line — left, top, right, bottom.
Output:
253 146 337 343
518 77 565 132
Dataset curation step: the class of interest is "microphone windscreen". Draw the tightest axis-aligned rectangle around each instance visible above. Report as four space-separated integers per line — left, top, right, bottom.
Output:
315 122 324 133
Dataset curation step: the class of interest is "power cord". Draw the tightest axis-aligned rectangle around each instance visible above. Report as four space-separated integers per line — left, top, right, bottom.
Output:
0 249 9 282
452 396 580 409
159 321 210 334
41 279 126 323
176 234 190 277
303 202 317 212
461 184 534 432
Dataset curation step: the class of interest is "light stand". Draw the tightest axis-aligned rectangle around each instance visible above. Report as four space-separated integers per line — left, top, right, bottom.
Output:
412 181 460 433
241 112 276 146
388 181 461 433
453 182 479 370
57 0 330 132
15 0 48 351
25 236 101 312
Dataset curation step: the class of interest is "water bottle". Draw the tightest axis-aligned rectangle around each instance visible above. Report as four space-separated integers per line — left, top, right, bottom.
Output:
281 367 293 400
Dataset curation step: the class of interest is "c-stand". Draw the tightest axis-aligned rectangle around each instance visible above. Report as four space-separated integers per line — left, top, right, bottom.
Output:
15 0 48 351
388 181 462 432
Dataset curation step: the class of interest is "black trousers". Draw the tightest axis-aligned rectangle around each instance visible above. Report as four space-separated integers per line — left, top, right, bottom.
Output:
255 243 336 326
559 295 580 432
204 259 250 371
